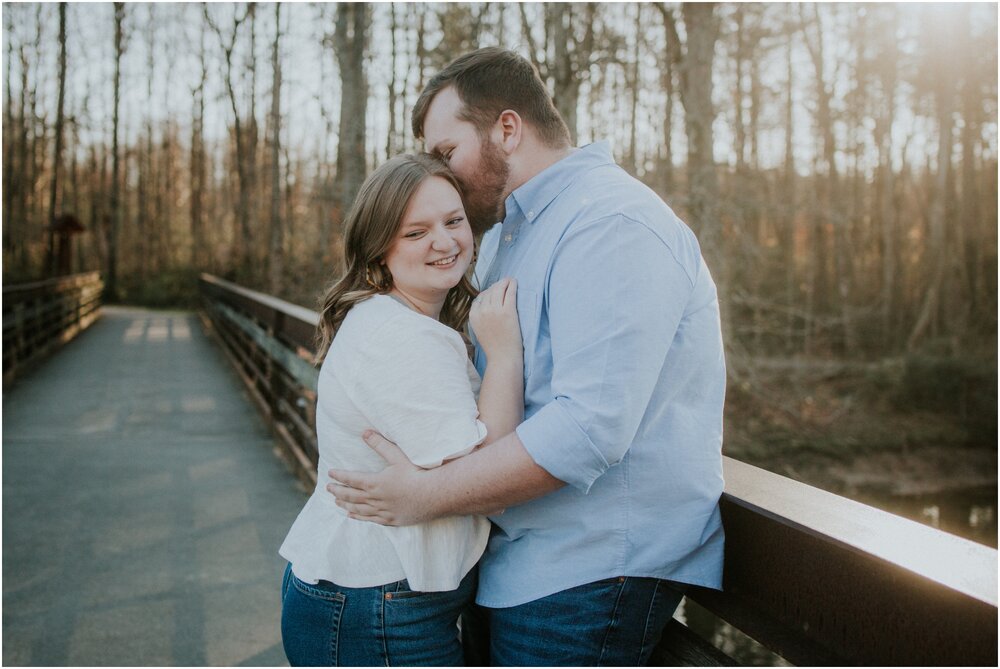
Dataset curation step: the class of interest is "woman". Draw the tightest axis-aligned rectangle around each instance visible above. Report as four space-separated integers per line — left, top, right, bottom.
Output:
279 153 523 666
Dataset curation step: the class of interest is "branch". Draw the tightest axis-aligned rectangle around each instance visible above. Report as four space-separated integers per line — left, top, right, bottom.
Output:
519 4 544 78
657 3 684 71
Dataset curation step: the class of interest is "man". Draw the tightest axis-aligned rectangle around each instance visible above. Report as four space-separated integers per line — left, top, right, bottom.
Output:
329 47 726 666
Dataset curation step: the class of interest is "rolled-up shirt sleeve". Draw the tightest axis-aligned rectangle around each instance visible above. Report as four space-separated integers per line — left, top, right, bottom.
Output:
515 214 694 492
350 315 487 469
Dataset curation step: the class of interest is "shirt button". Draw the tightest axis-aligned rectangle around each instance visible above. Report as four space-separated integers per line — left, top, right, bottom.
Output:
504 234 513 243
527 210 535 218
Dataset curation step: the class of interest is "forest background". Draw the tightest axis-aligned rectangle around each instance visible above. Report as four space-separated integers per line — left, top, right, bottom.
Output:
2 2 997 533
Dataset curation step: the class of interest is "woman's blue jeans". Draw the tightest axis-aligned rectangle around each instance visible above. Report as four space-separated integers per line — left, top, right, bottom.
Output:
281 563 475 666
465 576 686 666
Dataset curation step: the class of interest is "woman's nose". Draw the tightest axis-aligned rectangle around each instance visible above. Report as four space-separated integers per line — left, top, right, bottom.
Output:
430 226 454 250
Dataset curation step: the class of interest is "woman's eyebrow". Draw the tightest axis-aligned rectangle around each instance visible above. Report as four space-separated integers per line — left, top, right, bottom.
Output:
401 208 465 227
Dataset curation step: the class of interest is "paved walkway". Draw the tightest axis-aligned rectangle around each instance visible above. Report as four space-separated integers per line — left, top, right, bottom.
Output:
3 306 308 666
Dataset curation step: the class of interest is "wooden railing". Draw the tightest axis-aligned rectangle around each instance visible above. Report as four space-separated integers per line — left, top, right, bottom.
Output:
199 274 998 666
198 274 320 483
660 459 997 666
3 271 104 388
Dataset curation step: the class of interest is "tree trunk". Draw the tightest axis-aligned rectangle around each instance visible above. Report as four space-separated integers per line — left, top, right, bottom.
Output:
268 2 284 294
205 4 252 275
733 7 747 173
386 3 399 159
554 4 594 145
801 4 838 351
190 18 207 268
626 4 642 173
907 92 954 350
3 11 15 258
783 29 797 351
137 5 155 279
46 2 67 277
875 7 898 348
960 57 982 321
664 4 721 259
660 43 675 195
660 3 725 336
332 2 370 231
107 2 125 299
246 3 260 272
907 11 961 351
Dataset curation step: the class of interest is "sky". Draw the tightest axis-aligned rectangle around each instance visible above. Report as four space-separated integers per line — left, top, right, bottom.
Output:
3 2 997 181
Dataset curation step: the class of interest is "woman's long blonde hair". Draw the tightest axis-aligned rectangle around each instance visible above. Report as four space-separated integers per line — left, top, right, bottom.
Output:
314 154 477 363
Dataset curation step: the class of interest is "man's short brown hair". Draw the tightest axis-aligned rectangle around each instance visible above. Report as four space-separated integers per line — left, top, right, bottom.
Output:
412 47 571 149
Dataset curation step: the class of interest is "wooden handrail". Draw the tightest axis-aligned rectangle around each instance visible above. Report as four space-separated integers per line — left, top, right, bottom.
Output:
198 274 998 666
198 273 320 481
2 271 104 388
685 459 997 665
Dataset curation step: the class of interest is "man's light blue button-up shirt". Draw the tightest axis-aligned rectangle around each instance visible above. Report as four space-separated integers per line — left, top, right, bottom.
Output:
471 141 726 608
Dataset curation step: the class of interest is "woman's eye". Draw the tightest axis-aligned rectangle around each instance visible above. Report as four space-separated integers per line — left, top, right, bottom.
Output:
446 217 463 226
404 231 424 239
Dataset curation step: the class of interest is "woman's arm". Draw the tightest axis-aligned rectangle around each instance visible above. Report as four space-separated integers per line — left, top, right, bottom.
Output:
469 278 524 445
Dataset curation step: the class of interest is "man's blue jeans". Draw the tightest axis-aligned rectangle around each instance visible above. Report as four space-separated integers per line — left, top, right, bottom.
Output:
281 563 475 666
466 576 685 666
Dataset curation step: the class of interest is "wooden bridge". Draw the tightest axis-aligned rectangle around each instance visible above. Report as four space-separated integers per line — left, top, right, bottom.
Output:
3 272 997 666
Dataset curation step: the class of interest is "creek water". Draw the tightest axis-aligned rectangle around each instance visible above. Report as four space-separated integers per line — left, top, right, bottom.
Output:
676 484 997 665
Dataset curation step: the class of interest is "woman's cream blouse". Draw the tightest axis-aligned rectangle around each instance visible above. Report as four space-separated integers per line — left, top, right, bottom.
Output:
279 295 489 592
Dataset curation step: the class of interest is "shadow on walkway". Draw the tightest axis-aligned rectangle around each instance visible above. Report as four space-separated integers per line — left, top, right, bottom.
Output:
3 306 307 666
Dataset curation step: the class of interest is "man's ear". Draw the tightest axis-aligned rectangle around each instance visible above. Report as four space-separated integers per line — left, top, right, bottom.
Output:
495 109 522 155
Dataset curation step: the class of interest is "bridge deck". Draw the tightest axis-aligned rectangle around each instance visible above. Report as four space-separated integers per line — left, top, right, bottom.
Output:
3 306 306 666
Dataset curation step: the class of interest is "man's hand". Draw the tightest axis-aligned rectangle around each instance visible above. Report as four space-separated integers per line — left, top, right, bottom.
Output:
326 430 434 526
329 428 564 523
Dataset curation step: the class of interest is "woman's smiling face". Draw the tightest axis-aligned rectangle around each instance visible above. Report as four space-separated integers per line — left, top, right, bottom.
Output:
382 175 474 317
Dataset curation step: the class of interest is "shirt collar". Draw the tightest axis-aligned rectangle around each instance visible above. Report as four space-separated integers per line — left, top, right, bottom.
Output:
505 141 615 225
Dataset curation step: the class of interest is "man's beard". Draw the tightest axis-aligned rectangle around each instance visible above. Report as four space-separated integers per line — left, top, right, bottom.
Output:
460 138 510 236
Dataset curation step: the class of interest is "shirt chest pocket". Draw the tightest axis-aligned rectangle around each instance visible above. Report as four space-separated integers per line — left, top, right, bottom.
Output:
516 288 541 380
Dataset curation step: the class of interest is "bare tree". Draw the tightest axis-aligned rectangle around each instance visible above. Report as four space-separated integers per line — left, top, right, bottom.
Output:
268 2 284 293
45 3 68 276
782 23 798 350
658 3 722 261
107 2 127 299
873 6 898 347
658 32 676 195
3 9 15 257
205 3 254 275
520 3 596 144
625 4 642 174
799 3 839 351
1 1 995 368
190 10 208 269
908 10 961 350
330 2 370 231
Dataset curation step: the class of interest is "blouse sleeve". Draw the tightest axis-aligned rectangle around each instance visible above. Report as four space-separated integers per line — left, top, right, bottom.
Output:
348 313 488 469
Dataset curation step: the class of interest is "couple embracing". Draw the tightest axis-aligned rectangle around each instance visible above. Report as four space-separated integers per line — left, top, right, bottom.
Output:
278 47 726 667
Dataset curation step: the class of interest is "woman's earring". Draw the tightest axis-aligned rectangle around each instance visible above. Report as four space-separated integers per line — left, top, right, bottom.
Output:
365 264 390 291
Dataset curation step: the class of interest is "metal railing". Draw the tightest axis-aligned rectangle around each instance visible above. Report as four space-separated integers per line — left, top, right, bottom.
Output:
199 274 998 666
2 271 104 388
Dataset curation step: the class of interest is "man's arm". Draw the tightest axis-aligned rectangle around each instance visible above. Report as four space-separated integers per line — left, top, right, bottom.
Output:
328 428 563 525
330 214 692 523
